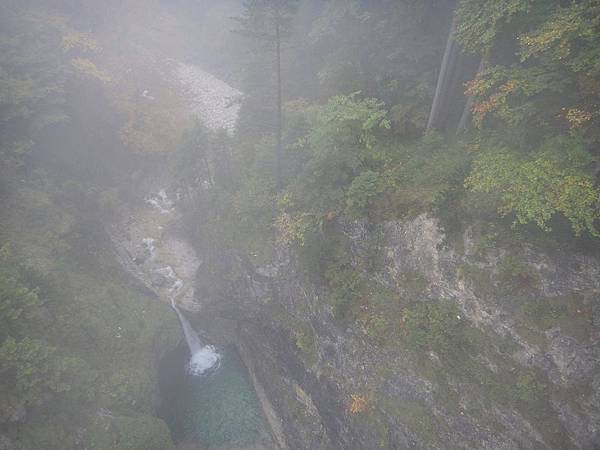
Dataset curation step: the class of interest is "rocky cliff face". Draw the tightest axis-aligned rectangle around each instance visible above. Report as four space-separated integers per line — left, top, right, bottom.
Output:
197 215 600 449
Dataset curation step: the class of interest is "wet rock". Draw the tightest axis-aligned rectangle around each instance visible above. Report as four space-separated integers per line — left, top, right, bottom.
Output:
151 271 168 288
545 328 600 384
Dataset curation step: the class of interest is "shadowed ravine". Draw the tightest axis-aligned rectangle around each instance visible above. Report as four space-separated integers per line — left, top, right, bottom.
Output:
110 63 277 449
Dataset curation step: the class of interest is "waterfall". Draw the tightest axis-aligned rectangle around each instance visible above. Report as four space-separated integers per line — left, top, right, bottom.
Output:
170 298 220 375
142 189 221 376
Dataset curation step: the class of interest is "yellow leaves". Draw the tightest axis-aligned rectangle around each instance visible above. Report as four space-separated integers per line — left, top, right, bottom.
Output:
70 58 111 83
466 138 600 237
518 3 584 62
464 77 485 97
348 394 368 415
275 212 314 247
62 31 99 52
499 80 517 94
561 108 593 129
62 27 107 83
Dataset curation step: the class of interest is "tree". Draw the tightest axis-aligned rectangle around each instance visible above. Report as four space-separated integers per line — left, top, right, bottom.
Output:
295 93 390 217
456 0 600 138
0 1 107 175
466 135 600 237
309 0 454 134
426 14 481 134
0 246 41 339
0 337 81 422
234 0 298 189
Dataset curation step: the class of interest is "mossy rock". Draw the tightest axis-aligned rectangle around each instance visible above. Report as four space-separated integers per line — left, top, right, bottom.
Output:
515 294 593 343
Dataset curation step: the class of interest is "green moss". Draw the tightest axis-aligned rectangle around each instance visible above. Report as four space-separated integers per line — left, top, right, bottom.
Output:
397 299 572 448
362 408 390 448
382 398 446 446
115 416 175 450
458 254 541 298
0 175 180 448
496 255 540 294
515 294 593 342
397 271 430 299
403 300 467 357
457 263 496 297
15 422 73 450
294 325 319 367
269 303 319 367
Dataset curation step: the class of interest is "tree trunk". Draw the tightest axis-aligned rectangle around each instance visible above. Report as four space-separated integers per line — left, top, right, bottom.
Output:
426 17 458 133
275 17 283 190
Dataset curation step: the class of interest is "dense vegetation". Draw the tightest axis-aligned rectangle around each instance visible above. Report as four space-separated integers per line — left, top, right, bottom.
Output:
1 0 599 448
177 2 600 445
0 1 192 448
180 0 600 296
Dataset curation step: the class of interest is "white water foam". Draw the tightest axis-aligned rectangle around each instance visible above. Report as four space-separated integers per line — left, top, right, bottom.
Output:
142 238 156 259
171 297 221 375
145 189 174 214
188 345 221 375
145 189 221 376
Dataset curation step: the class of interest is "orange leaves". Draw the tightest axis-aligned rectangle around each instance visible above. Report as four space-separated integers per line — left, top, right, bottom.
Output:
62 31 99 52
467 77 519 127
107 66 187 154
472 94 500 116
471 93 502 127
464 77 484 97
348 394 368 415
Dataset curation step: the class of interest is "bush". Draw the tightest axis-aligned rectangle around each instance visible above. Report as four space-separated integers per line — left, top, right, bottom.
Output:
466 135 600 237
402 301 467 357
346 170 381 218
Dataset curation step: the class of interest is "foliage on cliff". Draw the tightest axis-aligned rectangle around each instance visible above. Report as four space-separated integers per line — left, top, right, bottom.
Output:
176 2 600 446
180 0 600 258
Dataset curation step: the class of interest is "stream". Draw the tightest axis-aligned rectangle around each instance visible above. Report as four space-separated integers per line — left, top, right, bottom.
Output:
110 63 277 449
142 189 221 376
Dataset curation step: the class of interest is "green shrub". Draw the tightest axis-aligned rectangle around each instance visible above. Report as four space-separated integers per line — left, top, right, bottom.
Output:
466 135 600 237
0 337 84 422
346 170 381 218
496 255 540 294
402 301 467 357
517 294 593 342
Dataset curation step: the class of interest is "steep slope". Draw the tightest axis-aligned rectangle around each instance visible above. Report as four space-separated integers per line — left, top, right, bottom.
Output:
194 215 600 449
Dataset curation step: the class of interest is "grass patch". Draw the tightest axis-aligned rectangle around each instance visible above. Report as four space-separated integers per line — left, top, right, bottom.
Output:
515 294 593 343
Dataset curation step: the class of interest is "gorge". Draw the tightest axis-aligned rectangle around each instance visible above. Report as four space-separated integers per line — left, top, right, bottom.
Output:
1 1 600 449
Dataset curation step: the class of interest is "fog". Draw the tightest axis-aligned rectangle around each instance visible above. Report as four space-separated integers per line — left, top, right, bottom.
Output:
1 1 599 449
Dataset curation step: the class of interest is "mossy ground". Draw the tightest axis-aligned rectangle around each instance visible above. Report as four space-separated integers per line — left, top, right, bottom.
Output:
0 175 180 449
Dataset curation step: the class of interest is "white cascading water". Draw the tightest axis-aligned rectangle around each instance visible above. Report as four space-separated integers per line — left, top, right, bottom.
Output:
144 190 221 376
144 189 174 214
122 62 243 376
170 299 220 375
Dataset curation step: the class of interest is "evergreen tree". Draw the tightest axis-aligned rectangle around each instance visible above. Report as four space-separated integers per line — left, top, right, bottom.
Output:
234 0 298 189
